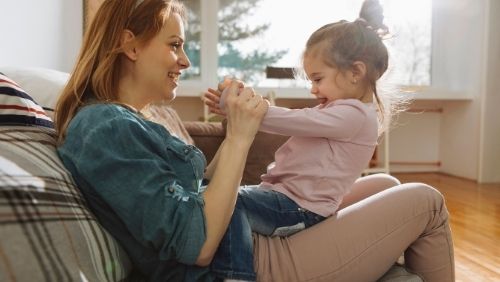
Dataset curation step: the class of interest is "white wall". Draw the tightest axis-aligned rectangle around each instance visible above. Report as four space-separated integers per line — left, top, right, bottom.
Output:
433 0 487 180
0 0 82 72
440 101 480 179
479 0 500 183
389 101 442 173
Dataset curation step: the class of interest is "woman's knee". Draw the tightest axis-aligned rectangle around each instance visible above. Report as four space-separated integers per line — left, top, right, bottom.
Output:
400 182 447 215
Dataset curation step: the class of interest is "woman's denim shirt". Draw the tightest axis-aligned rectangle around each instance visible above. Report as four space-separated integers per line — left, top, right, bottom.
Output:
58 104 212 281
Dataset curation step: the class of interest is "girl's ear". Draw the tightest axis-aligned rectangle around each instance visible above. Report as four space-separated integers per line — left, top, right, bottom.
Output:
121 29 139 61
349 61 367 83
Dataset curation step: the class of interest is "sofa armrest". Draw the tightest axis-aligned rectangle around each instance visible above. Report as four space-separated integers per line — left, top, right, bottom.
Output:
184 121 289 185
183 121 225 165
243 131 288 184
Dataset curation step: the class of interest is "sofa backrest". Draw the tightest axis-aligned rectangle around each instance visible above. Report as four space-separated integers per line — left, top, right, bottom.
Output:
0 126 134 282
0 70 134 281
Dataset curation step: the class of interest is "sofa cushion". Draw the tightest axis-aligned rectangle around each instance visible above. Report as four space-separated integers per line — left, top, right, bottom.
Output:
184 121 225 165
244 131 289 185
0 66 69 118
0 126 134 281
0 73 53 128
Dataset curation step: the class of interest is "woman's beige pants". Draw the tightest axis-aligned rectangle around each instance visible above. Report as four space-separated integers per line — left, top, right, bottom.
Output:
253 174 455 282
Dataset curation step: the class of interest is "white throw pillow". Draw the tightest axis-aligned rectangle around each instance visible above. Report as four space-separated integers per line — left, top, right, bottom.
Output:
0 66 69 112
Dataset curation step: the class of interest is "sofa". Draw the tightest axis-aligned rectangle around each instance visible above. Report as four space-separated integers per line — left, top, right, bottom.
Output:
0 67 421 281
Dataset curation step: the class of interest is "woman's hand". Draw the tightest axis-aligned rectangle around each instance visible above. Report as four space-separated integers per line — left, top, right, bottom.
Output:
203 88 225 116
223 80 269 145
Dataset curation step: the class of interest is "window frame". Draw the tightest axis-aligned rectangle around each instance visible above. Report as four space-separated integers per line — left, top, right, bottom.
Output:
177 0 219 97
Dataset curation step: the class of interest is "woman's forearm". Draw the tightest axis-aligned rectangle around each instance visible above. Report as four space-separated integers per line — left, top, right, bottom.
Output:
203 140 225 180
195 137 252 266
196 83 267 266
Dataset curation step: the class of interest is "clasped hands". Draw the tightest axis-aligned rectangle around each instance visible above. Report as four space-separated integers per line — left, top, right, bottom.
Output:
203 78 269 142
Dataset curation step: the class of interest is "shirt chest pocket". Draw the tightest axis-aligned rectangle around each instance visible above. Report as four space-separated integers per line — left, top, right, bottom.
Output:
166 142 207 191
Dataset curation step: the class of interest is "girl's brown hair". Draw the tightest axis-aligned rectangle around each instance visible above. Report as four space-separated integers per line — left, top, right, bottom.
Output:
303 0 396 132
55 0 186 143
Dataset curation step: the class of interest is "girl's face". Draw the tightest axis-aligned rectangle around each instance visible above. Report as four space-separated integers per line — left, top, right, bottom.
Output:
303 53 355 107
134 13 190 104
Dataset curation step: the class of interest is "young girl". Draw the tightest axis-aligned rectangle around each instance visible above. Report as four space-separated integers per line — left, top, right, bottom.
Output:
204 0 395 281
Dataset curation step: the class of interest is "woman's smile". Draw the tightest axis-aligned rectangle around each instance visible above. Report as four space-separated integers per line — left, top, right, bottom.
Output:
168 72 181 84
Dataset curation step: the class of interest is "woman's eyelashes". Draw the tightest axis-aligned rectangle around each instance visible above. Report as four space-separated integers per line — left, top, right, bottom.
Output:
170 41 182 51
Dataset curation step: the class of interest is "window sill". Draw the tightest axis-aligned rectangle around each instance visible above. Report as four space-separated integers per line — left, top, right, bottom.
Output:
176 84 474 101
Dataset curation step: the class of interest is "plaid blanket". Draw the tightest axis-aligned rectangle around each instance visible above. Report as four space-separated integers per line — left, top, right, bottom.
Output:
0 126 133 282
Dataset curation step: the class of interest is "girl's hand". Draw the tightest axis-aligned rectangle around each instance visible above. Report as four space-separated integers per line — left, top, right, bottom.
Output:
203 78 244 116
217 77 234 92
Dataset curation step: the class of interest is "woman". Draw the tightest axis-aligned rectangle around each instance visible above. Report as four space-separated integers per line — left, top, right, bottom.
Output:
55 0 454 281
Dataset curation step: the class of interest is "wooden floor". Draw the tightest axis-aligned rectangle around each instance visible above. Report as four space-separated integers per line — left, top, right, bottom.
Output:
393 173 500 282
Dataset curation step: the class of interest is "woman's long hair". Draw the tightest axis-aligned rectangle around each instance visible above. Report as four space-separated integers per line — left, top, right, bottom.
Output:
55 0 185 143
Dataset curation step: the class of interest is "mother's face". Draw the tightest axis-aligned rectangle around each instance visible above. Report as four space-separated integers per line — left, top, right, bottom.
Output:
134 12 191 103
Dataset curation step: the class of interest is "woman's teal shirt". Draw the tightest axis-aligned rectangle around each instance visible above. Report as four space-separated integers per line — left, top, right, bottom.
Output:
57 104 213 281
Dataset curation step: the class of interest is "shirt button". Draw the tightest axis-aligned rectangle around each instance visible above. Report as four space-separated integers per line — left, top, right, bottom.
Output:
183 148 189 154
168 187 175 193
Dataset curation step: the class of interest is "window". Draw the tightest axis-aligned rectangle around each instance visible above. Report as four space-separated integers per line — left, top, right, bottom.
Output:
180 0 432 96
182 0 201 80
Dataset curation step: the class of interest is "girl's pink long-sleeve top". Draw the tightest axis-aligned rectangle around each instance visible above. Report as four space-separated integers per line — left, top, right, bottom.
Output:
258 99 378 217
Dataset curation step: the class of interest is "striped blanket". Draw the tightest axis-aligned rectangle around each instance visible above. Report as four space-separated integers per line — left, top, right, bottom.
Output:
0 126 133 281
